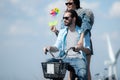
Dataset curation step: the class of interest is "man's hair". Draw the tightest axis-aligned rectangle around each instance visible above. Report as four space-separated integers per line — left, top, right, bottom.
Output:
65 10 82 27
73 0 80 9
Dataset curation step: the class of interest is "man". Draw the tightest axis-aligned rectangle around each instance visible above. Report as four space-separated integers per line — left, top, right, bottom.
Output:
44 10 91 80
50 0 94 80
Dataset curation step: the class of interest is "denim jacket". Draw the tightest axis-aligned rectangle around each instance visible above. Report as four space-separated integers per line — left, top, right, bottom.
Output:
54 25 91 59
76 8 94 34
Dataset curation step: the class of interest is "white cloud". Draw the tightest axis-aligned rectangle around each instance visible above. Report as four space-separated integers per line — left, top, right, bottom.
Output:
109 1 120 18
81 1 99 10
7 20 38 36
9 0 41 16
20 5 37 16
37 17 45 25
3 39 26 47
10 0 20 4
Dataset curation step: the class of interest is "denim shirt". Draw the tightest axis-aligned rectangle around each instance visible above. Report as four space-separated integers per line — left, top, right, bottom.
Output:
54 25 91 59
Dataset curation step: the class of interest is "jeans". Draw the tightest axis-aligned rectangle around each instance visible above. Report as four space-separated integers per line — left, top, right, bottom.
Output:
63 57 87 80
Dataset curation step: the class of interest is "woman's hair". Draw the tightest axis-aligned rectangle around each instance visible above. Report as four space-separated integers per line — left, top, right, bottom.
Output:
73 0 80 9
65 10 82 27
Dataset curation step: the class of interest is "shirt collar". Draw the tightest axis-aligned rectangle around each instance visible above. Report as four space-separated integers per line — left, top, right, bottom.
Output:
64 25 81 34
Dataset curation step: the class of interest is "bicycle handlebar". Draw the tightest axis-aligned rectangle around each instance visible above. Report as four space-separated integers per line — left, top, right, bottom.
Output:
45 47 76 58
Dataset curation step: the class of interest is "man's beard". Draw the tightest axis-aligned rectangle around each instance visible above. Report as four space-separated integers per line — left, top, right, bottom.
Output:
64 21 72 26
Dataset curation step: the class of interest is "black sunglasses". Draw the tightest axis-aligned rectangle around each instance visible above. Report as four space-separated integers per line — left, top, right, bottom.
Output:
63 17 70 20
65 2 74 5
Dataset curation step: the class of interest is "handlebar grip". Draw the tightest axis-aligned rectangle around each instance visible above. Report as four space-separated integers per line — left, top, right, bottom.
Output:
45 48 55 58
45 48 48 54
70 47 75 51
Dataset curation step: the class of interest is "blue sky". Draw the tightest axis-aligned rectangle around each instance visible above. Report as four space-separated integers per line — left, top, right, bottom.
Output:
0 0 120 80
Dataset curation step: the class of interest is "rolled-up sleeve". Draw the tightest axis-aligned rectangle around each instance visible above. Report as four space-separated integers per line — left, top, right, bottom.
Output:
81 14 92 33
84 32 91 51
54 30 63 50
54 36 62 49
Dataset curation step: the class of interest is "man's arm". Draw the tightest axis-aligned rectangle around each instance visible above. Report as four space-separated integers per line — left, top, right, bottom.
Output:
43 46 59 54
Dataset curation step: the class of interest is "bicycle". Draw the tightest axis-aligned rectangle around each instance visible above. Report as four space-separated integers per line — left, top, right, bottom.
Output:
41 47 76 80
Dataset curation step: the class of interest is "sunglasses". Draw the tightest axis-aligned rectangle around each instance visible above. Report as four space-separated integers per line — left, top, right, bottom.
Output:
65 2 74 6
63 17 70 20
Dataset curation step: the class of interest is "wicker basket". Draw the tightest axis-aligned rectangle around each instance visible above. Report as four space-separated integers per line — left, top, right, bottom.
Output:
41 62 68 79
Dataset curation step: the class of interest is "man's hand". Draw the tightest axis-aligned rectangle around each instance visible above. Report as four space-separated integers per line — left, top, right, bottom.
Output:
74 43 83 52
50 26 57 32
43 47 50 54
75 43 91 55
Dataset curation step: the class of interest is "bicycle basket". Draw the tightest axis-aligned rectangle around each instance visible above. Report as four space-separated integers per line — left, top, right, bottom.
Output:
41 62 68 79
